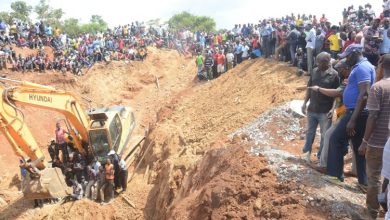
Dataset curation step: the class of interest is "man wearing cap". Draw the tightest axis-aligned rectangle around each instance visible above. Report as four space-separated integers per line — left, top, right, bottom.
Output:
108 149 120 190
326 44 376 188
301 52 340 162
364 18 383 66
99 158 115 203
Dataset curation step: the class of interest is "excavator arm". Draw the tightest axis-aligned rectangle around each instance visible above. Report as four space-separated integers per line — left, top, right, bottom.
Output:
0 77 88 199
0 90 46 169
0 78 90 155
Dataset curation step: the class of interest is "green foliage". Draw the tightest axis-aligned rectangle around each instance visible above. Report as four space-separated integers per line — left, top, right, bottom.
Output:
34 0 64 26
10 1 32 22
78 15 107 35
0 12 12 23
168 11 216 32
0 1 109 37
146 18 161 27
60 15 107 37
62 18 80 37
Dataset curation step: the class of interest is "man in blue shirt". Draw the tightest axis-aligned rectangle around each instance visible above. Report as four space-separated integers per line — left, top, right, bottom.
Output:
234 41 243 64
326 44 376 188
260 20 274 58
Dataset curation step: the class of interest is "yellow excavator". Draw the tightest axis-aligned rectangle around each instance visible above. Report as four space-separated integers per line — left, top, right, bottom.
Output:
0 77 144 200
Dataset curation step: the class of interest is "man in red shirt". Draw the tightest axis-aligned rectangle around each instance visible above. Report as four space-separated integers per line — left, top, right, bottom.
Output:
320 14 328 24
216 50 225 75
275 25 287 61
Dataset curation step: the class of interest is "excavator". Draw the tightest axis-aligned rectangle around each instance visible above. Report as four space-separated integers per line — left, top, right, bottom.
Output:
0 77 145 200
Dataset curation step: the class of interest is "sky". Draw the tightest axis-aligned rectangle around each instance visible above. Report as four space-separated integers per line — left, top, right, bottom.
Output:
0 0 384 29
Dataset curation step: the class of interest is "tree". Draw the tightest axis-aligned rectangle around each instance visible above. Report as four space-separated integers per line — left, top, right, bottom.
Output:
34 0 64 26
0 12 12 23
146 18 161 27
62 18 80 37
80 15 107 34
10 1 32 22
168 11 216 32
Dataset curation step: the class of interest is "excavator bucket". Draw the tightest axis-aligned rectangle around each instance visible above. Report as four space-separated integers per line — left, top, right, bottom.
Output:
22 168 72 200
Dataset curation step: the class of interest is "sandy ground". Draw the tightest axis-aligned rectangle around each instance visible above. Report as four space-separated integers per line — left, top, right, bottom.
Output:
0 48 378 220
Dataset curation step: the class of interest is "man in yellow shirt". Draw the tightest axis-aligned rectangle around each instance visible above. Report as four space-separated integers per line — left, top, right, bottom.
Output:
213 34 219 46
327 26 341 58
295 14 303 27
10 23 17 40
54 27 61 38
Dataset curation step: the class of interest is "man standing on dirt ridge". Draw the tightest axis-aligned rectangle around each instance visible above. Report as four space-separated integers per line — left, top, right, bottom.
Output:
326 44 376 188
359 54 390 220
301 52 340 162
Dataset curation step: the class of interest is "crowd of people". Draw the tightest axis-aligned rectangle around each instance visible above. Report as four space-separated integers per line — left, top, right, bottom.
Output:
51 122 128 204
0 20 160 74
189 1 390 220
191 3 387 81
20 122 128 206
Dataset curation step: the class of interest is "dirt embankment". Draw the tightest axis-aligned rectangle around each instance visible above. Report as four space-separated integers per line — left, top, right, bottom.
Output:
168 143 326 220
141 59 309 219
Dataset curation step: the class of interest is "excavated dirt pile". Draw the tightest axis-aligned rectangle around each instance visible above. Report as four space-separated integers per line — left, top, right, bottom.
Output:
141 59 310 220
167 143 326 220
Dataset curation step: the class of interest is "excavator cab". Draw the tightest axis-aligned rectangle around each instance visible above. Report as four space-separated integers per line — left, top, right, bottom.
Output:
88 106 136 162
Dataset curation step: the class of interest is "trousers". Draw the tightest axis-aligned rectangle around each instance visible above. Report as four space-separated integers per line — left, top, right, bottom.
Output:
327 110 368 185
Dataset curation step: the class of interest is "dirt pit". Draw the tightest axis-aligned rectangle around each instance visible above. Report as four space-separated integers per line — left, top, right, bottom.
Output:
0 49 373 220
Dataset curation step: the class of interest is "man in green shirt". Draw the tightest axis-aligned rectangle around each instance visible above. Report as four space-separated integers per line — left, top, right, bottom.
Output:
195 52 204 80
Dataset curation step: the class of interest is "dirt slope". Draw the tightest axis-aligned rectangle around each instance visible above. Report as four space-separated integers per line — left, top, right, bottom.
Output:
141 59 308 219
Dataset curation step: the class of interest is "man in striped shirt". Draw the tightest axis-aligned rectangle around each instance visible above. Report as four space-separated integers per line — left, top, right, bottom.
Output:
359 53 390 219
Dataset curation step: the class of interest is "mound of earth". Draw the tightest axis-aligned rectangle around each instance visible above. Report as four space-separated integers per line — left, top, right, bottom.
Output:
141 59 308 219
167 143 326 220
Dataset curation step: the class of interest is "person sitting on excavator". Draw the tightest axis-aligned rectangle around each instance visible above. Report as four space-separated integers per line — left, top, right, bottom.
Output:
55 122 69 164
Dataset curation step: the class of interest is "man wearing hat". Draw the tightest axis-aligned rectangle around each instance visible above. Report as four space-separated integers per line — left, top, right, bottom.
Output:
108 149 120 190
326 44 376 189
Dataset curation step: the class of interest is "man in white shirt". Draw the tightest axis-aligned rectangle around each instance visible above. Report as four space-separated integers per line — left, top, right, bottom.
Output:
305 24 316 75
242 44 250 60
226 50 234 71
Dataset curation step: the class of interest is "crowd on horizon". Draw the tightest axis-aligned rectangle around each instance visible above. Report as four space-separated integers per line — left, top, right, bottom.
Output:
191 2 386 81
0 20 163 74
